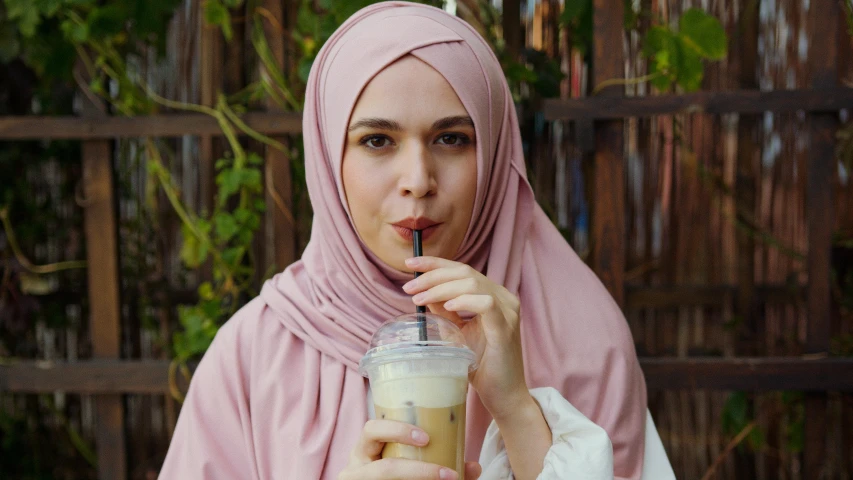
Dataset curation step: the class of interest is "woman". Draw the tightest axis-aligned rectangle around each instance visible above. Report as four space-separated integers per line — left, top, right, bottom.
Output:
160 2 647 479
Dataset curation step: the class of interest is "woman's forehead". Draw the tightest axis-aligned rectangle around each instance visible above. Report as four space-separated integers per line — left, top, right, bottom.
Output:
349 56 471 128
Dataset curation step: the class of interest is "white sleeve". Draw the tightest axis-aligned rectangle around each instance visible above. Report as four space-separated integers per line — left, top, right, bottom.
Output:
477 387 614 480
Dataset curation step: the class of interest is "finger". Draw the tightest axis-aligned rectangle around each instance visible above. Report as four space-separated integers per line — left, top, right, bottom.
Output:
402 264 475 294
353 420 429 462
443 294 499 317
426 302 465 326
357 458 459 480
412 277 482 307
404 256 466 274
443 294 506 331
465 462 483 480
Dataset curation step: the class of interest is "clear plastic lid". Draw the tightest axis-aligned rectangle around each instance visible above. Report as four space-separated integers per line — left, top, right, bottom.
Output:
358 313 478 376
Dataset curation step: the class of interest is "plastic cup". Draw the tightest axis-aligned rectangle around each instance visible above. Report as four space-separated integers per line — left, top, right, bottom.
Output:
359 313 477 478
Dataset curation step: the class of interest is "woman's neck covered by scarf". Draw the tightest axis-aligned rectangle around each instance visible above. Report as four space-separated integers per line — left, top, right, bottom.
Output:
251 2 649 478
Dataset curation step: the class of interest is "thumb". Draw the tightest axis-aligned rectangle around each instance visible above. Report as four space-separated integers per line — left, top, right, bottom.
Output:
464 461 483 480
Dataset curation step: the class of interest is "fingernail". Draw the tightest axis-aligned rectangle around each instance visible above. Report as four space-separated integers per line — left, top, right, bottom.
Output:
444 300 457 309
402 279 417 292
405 257 421 266
412 292 427 304
411 429 428 444
439 468 458 480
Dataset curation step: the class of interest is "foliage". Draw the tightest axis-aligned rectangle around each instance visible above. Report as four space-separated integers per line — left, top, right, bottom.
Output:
472 0 564 102
291 0 443 84
1 0 182 91
560 0 637 55
560 3 728 93
642 8 727 92
721 391 804 457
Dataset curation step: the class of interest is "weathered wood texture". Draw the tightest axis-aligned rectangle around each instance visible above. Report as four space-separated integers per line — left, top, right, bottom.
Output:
804 0 840 477
543 87 853 120
262 0 297 272
80 86 127 480
590 0 625 307
5 357 853 394
0 112 302 139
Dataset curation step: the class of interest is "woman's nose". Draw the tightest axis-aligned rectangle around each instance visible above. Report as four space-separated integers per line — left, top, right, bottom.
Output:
397 144 437 198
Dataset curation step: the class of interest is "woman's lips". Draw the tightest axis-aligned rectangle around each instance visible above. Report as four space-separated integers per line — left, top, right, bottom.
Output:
391 223 441 242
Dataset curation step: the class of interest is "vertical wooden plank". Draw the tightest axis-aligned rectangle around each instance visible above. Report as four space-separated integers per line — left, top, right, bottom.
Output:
199 0 222 214
735 4 762 475
502 0 521 63
262 0 296 271
591 0 625 307
80 74 126 479
736 0 759 356
805 0 839 477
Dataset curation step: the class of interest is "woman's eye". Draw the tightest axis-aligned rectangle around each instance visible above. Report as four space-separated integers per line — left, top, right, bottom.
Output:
359 135 392 149
436 133 470 146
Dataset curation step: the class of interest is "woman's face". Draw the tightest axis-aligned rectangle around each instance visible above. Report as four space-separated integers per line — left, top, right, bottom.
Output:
342 56 478 273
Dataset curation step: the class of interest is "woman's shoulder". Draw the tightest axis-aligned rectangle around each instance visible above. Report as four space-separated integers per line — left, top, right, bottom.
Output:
203 295 292 366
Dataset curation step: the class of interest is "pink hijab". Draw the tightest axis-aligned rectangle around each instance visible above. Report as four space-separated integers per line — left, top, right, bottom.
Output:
160 3 646 479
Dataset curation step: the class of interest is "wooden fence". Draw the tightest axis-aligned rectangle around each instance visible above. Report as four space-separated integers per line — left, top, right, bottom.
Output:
1 0 853 479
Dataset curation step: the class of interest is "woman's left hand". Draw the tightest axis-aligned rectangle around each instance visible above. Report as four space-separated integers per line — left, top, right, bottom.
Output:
403 256 529 421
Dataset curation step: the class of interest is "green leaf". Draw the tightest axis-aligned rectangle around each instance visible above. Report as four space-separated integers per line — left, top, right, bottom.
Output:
247 152 264 166
215 157 231 170
679 8 727 60
298 57 314 83
179 223 209 268
216 168 243 203
559 0 592 53
198 282 215 301
241 168 262 192
222 246 245 265
623 0 639 31
214 212 239 243
60 19 89 43
721 391 748 436
0 23 21 62
174 306 218 361
87 4 129 39
5 0 43 37
36 0 63 17
560 0 589 24
674 44 704 92
204 0 232 40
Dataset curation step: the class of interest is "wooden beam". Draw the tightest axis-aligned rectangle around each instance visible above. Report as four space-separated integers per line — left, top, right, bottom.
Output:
624 284 804 309
641 358 853 391
4 358 853 393
590 0 625 307
80 81 126 480
0 361 178 394
0 112 302 140
543 87 853 120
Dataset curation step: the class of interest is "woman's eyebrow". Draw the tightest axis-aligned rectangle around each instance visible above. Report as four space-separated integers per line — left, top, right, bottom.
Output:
432 115 474 131
347 118 403 131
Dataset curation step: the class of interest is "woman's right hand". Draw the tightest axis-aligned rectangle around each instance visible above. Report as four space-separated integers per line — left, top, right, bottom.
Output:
338 419 482 480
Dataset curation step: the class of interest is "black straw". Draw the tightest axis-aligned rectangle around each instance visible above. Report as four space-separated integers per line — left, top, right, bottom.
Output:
413 229 428 341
